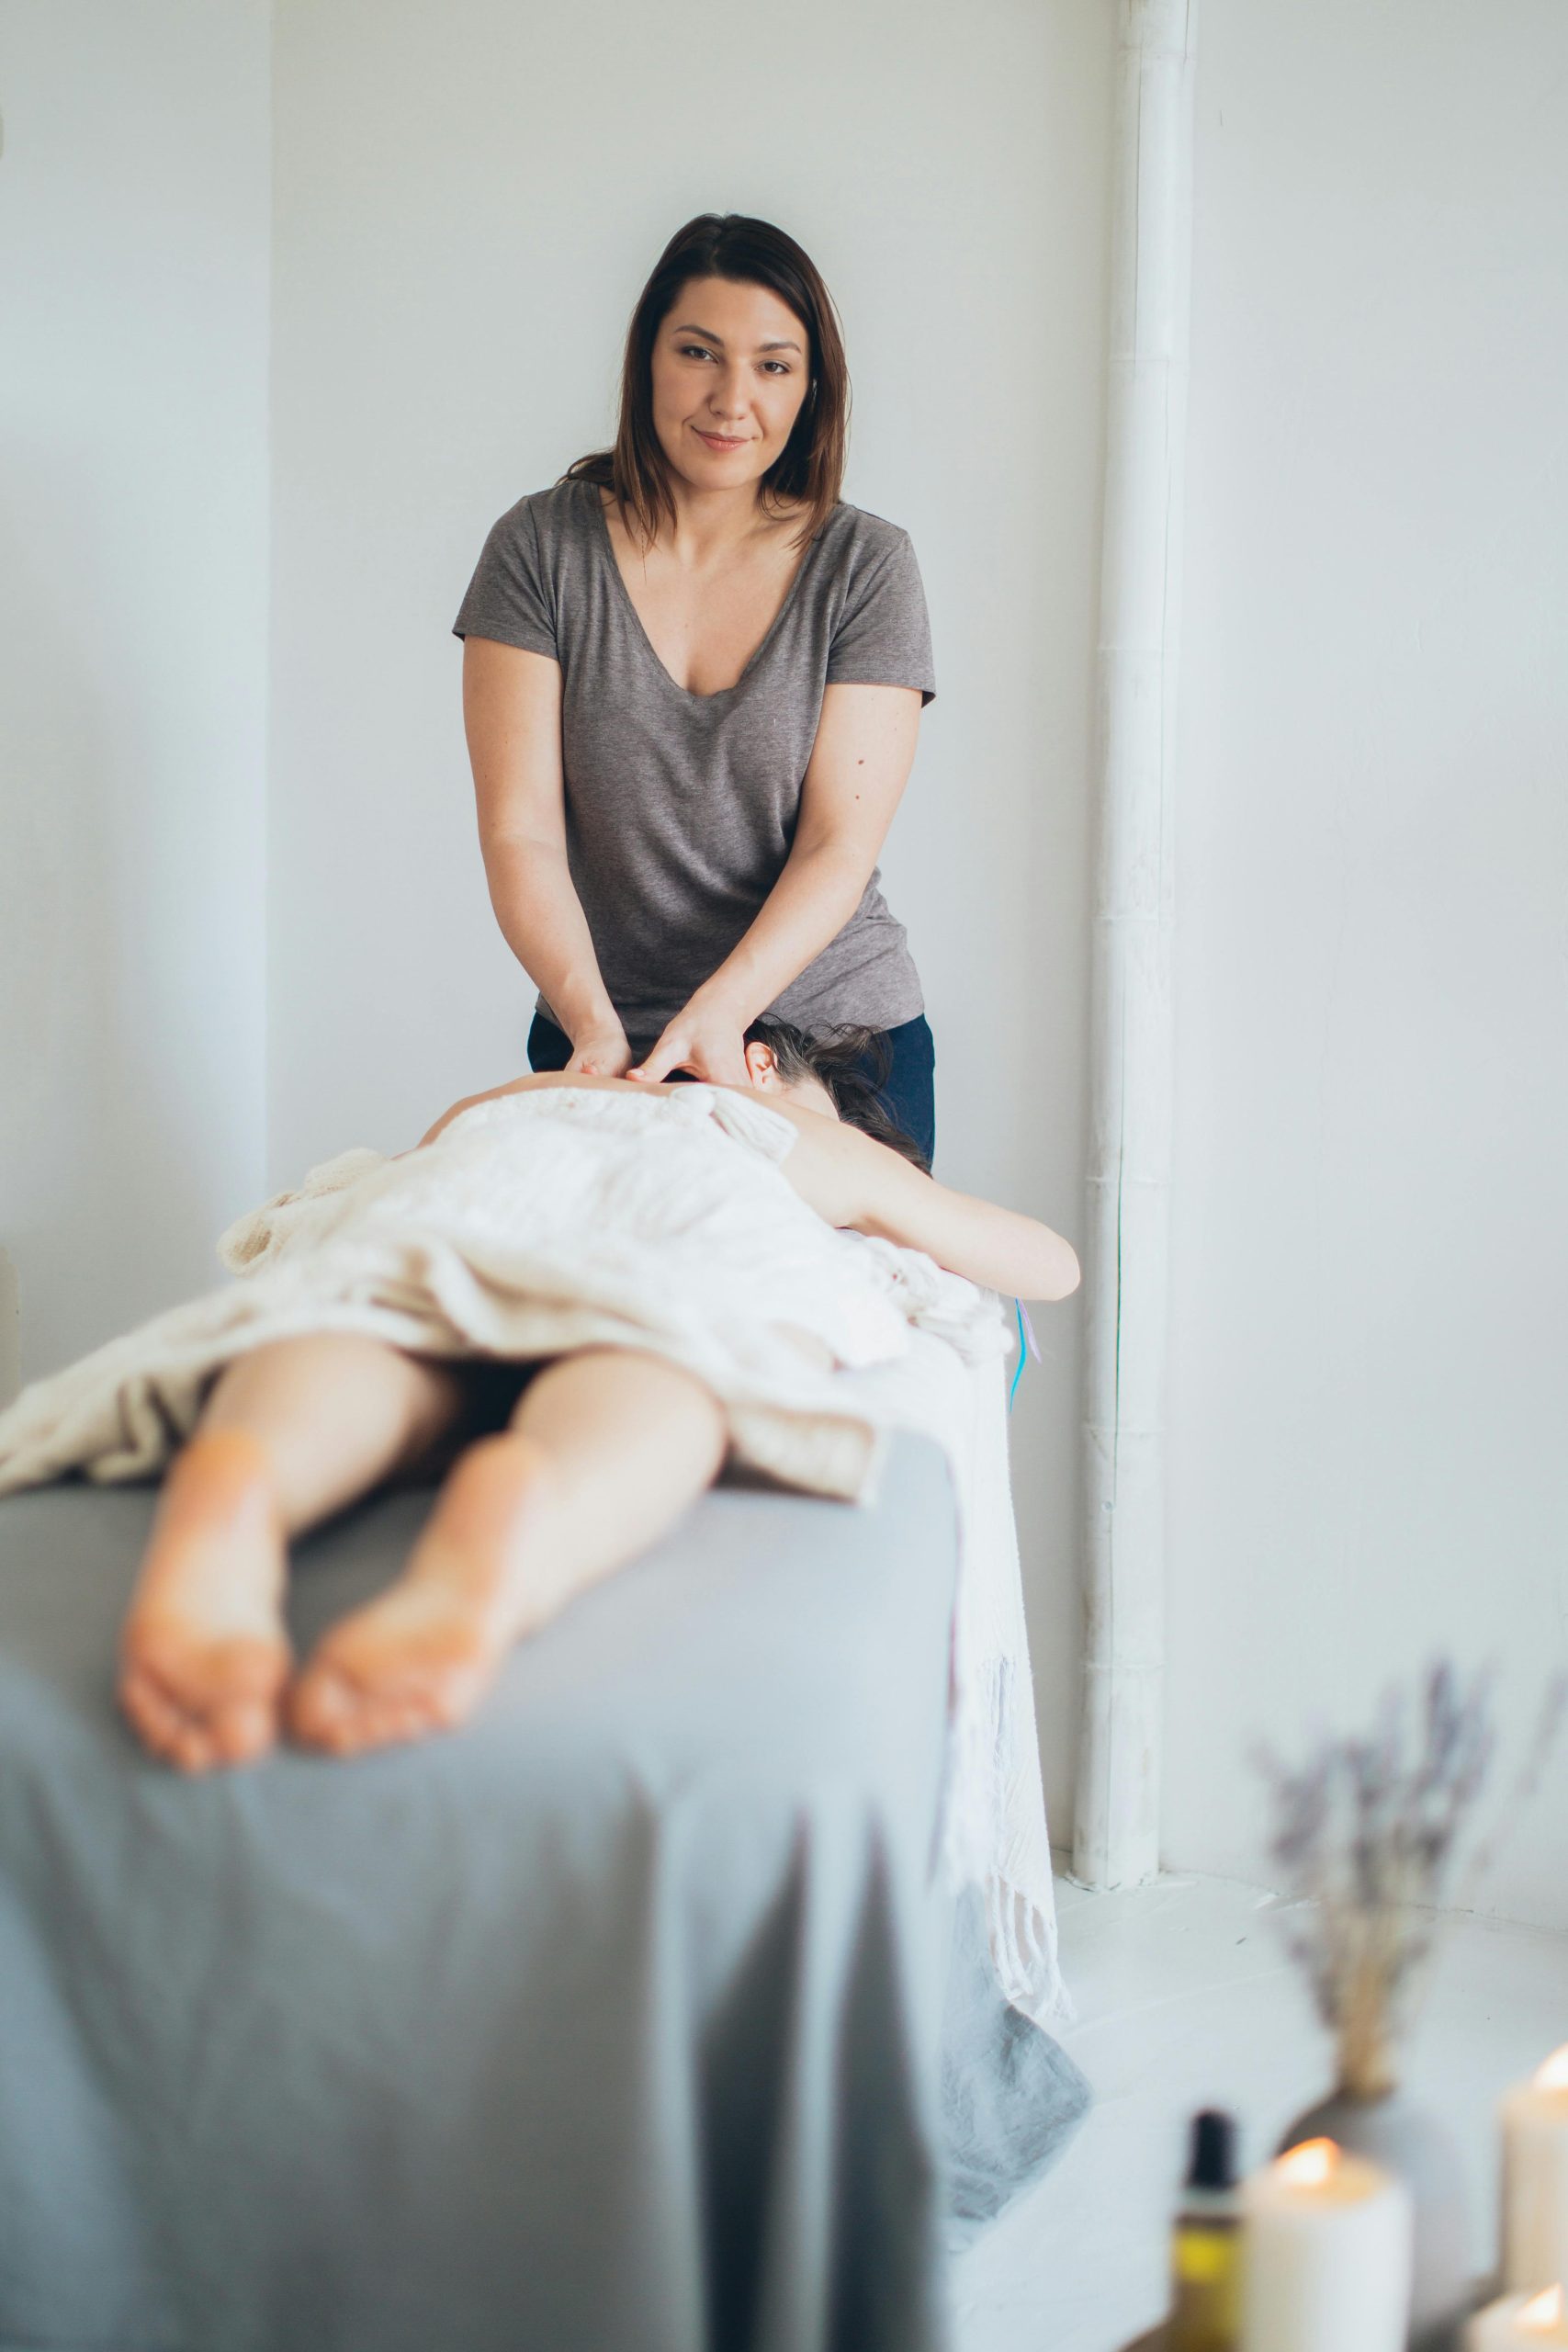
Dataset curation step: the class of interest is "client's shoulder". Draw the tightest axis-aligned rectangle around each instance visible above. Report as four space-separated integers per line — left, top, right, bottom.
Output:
761 1097 925 1230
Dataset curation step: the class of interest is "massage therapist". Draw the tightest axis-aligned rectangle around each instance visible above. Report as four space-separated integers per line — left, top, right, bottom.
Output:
452 211 941 1164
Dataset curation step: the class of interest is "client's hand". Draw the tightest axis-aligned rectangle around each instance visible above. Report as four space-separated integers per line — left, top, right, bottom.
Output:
626 993 750 1089
565 1026 635 1079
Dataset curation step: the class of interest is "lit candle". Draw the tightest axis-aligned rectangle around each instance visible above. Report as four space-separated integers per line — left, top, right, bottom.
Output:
1468 2284 1568 2348
1502 2049 1568 2292
1240 2137 1413 2352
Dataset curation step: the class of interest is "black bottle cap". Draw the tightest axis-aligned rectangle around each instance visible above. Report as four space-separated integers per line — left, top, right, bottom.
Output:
1185 2109 1237 2191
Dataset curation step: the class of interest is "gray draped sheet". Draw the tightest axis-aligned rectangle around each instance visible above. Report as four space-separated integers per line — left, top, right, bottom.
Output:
0 1431 1089 2352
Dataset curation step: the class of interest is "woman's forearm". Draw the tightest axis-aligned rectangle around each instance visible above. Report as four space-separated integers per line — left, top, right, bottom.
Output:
463 636 615 1041
481 833 620 1041
780 1111 1082 1304
695 838 870 1025
871 1185 1082 1303
840 1135 1079 1299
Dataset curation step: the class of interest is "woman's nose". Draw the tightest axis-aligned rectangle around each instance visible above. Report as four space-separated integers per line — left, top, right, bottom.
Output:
708 368 749 419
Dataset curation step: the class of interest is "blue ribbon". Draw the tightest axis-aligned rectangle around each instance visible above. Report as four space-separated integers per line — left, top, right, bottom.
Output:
1007 1297 1041 1412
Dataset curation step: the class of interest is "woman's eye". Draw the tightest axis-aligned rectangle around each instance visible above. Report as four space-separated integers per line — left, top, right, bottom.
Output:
677 344 790 378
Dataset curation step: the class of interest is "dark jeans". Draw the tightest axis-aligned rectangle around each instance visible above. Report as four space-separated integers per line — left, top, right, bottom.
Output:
525 1010 938 1170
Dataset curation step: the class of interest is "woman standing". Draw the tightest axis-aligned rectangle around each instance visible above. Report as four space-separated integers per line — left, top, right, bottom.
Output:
454 212 940 1164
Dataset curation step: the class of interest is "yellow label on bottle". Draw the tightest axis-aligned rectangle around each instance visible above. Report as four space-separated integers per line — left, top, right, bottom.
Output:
1170 2222 1242 2349
1174 2233 1232 2285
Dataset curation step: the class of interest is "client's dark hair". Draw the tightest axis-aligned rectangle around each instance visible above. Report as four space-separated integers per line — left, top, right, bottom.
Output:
743 1019 931 1174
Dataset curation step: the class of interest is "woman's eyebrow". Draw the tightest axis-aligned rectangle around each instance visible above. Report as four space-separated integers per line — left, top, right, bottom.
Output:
671 321 803 354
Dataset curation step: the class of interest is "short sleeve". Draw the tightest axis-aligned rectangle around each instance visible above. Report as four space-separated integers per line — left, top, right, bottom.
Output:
824 526 937 708
452 498 558 660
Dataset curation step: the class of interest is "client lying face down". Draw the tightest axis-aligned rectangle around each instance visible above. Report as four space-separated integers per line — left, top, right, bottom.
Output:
115 1023 1080 1774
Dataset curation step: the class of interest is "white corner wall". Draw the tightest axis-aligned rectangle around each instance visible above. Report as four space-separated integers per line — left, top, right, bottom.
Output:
267 0 1114 1833
0 1 271 1388
1164 0 1568 1927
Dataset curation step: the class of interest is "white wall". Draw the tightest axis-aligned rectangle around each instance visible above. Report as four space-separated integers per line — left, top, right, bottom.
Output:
1164 0 1568 1927
267 0 1114 1835
0 0 271 1388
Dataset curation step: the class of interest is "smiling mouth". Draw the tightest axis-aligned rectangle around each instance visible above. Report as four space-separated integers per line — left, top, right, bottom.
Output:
696 429 750 446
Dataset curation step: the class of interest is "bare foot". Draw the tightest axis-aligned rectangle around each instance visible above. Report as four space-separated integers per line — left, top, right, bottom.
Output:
119 1429 292 1772
288 1432 556 1757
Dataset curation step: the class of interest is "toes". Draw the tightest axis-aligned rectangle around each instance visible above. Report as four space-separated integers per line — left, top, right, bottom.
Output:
338 1702 444 1757
288 1679 389 1756
285 1662 353 1749
286 1662 399 1755
170 1718 219 1774
119 1668 189 1763
120 1676 218 1773
287 1657 471 1757
209 1695 277 1767
118 1644 285 1772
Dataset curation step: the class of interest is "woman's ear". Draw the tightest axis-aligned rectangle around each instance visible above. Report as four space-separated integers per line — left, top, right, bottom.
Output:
743 1040 779 1086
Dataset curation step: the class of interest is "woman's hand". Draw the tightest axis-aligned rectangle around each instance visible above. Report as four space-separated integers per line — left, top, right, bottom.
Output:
626 993 751 1089
565 1026 635 1079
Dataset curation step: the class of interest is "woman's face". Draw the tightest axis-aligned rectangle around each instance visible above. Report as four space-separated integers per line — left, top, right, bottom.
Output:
649 275 813 492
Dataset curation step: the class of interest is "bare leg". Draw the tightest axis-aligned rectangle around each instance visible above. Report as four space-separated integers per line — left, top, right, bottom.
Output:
120 1334 467 1772
288 1347 727 1756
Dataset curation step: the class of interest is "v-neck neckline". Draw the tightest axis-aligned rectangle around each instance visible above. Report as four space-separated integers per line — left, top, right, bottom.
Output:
587 481 825 706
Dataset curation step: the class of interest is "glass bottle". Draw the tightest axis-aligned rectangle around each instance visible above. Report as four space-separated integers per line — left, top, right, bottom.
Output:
1168 2109 1243 2352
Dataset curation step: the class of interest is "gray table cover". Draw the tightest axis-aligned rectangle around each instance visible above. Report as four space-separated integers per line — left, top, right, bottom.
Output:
0 1432 1089 2352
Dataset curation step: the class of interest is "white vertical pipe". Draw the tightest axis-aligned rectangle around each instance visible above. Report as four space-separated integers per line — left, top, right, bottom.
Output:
1073 0 1199 1889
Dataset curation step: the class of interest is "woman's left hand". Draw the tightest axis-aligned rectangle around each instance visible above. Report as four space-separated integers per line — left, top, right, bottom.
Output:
626 993 752 1089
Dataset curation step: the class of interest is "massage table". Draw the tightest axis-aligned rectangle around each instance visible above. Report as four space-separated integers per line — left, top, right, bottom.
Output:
0 1425 1089 2352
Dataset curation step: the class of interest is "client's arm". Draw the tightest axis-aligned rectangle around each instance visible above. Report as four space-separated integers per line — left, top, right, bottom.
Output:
777 1110 1081 1303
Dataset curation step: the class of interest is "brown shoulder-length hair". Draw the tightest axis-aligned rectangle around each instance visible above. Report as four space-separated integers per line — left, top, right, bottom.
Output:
560 212 850 560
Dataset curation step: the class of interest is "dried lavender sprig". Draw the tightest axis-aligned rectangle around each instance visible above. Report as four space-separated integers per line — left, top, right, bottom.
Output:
1447 1667 1568 1918
1247 1656 1562 2069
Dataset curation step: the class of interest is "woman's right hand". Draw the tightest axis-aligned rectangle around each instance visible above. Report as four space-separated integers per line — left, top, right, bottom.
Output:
565 1026 635 1079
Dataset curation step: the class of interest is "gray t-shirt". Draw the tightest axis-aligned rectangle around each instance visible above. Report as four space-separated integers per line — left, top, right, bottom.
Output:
452 475 936 1039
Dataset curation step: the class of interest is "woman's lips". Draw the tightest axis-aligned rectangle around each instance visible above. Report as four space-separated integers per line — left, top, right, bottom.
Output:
696 429 750 449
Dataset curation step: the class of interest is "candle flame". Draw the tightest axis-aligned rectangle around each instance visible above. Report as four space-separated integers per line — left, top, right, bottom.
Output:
1278 2137 1339 2188
1519 2285 1564 2331
1536 2048 1568 2093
